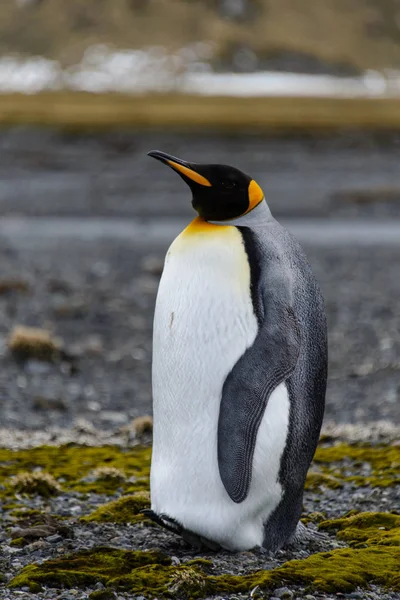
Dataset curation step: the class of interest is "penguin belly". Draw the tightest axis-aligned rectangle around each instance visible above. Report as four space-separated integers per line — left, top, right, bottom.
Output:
151 221 290 551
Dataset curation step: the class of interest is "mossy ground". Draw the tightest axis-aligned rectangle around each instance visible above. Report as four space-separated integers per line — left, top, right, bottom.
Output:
1 442 398 500
309 442 400 489
0 444 151 498
1 442 399 598
8 513 400 595
81 492 151 525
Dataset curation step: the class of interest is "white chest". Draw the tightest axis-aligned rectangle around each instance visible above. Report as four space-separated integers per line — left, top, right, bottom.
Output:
151 221 289 550
152 223 257 428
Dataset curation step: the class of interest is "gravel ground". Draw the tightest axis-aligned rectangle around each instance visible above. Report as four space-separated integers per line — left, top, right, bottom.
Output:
0 237 399 429
0 429 399 600
0 128 399 600
0 129 399 430
1 130 400 220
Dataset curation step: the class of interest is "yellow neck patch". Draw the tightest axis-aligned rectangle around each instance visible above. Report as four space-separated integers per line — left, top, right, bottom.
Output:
244 179 264 214
181 217 231 237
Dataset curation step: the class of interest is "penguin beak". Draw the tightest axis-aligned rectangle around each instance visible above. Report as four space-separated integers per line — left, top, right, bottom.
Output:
148 150 212 187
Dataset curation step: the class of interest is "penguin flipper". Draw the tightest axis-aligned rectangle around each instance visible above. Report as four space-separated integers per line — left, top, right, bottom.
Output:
217 304 301 504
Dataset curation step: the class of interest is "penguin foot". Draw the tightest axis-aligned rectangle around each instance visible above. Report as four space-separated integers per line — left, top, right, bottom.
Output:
288 521 328 546
142 509 221 551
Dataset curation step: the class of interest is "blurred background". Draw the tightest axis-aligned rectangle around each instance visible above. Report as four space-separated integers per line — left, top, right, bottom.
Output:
0 0 399 435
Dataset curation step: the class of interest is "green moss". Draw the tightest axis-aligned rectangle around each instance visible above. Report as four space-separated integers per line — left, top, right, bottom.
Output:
314 443 400 488
4 442 400 598
9 508 47 519
272 546 400 593
301 511 326 525
0 443 397 502
305 472 343 491
10 513 400 596
319 511 400 547
88 590 116 600
26 582 43 594
81 492 150 524
0 445 151 498
9 537 26 548
10 548 213 598
10 547 169 591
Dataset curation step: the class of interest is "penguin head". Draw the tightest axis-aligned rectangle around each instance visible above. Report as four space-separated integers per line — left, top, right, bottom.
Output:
148 150 264 221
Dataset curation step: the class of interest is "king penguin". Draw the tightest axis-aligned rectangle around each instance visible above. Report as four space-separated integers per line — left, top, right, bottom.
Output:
146 150 327 552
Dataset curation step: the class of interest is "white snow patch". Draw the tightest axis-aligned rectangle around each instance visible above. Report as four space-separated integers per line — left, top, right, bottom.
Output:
0 45 400 97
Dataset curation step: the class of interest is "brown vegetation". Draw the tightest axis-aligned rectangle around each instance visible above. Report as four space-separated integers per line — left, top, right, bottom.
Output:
2 92 400 131
2 0 400 71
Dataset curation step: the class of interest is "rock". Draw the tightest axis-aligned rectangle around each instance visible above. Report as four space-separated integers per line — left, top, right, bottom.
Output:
99 411 128 426
32 396 67 411
53 298 89 319
88 588 117 600
94 582 105 590
47 278 72 294
25 359 51 375
46 533 63 543
69 505 82 516
11 513 72 542
0 279 30 295
73 418 96 434
83 335 104 356
273 588 294 599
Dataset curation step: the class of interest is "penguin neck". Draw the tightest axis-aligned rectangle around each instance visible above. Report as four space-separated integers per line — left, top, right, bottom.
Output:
209 199 272 228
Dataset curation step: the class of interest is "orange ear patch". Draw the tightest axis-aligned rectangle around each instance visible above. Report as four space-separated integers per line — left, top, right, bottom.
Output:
245 180 264 214
166 160 212 187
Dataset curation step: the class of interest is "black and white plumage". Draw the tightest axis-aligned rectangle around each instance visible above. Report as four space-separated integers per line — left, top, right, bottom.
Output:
147 151 327 552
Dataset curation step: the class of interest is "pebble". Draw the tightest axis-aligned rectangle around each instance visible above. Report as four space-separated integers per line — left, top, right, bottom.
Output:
99 411 128 426
24 360 51 375
69 506 82 516
46 534 63 543
273 588 294 599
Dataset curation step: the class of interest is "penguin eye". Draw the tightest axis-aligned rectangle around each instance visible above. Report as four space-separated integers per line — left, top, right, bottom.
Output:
224 181 236 190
